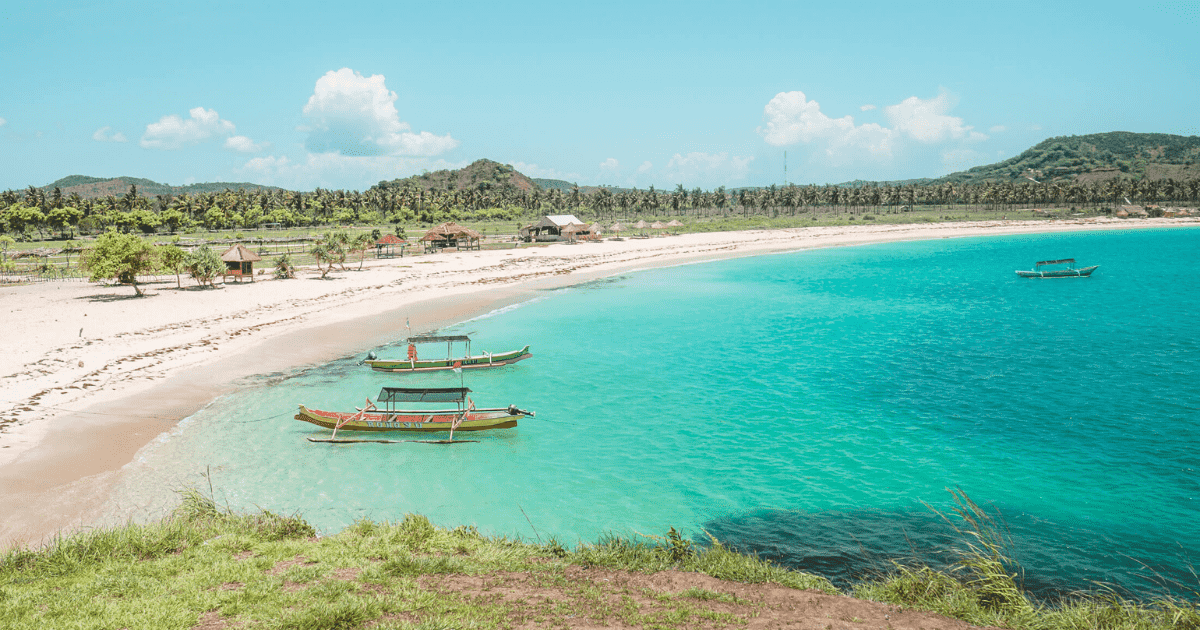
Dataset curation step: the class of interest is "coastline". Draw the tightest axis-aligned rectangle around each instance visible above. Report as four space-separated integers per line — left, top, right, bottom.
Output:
2 217 1197 549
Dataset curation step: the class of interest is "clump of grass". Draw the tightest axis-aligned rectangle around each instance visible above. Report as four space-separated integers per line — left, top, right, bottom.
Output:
854 488 1200 629
570 527 837 594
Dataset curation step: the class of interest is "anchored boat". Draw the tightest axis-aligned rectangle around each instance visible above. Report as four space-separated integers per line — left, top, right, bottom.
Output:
297 386 534 443
363 335 532 373
1016 259 1099 278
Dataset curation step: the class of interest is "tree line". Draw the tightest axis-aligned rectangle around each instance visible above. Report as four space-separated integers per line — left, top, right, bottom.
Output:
4 175 1200 241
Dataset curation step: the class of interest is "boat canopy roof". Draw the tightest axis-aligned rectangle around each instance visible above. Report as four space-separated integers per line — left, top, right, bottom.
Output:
1036 258 1075 266
406 335 470 344
377 387 470 403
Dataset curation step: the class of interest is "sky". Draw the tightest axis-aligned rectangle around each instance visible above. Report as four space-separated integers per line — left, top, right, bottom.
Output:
1 0 1197 192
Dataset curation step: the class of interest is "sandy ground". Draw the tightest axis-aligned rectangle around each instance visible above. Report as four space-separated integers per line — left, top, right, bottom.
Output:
1 217 1196 549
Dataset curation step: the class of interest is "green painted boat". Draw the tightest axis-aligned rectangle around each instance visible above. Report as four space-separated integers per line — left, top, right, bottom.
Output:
296 386 534 440
1016 259 1099 278
364 335 532 373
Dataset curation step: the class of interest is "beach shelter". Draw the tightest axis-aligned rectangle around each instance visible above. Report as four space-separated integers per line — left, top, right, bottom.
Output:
666 219 683 227
609 222 626 233
560 222 597 242
589 223 603 240
375 233 406 258
527 215 586 240
220 244 261 282
421 222 483 252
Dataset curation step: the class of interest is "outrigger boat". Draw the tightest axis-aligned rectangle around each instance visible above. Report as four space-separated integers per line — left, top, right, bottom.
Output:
297 386 533 443
1016 259 1099 278
363 335 532 373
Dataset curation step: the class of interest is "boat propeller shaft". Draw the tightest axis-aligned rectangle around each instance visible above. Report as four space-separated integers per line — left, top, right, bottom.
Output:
507 405 535 417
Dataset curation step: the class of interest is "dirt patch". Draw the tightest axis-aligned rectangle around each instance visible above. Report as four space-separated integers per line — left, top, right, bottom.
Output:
191 609 228 630
267 555 315 575
420 567 999 630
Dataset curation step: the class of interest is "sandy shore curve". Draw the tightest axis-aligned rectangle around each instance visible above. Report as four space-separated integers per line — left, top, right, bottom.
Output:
2 217 1196 548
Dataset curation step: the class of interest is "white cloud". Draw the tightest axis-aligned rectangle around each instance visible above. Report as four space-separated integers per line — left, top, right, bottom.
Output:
302 67 458 157
759 89 996 174
759 91 895 162
141 107 236 149
637 161 653 173
663 152 753 186
224 135 267 153
599 158 619 171
93 126 128 142
760 91 857 145
884 91 980 143
989 125 1007 133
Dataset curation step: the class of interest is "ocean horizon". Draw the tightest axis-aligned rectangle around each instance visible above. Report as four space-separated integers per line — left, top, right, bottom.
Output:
102 226 1200 602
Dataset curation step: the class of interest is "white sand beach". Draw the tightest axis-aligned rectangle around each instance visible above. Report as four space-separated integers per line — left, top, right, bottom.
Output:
1 217 1195 548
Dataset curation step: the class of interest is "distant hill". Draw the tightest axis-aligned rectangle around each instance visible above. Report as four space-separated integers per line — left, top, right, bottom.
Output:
40 175 282 199
371 159 538 195
531 178 634 195
532 178 578 192
936 132 1200 185
27 132 1200 203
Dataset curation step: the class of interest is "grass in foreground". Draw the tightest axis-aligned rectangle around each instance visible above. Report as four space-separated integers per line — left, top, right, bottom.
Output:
2 489 1197 629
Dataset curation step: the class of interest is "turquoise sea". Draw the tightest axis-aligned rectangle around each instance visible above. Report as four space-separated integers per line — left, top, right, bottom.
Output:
107 227 1200 601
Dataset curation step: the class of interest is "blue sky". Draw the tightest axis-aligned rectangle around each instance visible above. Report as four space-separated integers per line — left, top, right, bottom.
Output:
1 0 1196 192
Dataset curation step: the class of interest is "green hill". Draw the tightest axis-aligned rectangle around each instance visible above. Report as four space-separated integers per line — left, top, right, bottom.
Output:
371 159 538 195
937 131 1200 185
40 176 282 199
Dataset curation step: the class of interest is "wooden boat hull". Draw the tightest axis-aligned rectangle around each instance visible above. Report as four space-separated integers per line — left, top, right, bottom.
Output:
364 346 532 373
295 405 519 432
1016 265 1099 278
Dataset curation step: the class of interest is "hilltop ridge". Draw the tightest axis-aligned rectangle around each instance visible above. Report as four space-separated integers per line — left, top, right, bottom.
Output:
369 159 538 195
40 175 282 199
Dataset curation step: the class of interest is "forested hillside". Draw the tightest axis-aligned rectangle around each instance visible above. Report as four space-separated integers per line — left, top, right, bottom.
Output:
371 159 537 195
41 176 281 199
939 132 1200 184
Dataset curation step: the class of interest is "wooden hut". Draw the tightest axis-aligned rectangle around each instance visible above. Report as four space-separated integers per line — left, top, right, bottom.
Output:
375 233 407 258
221 244 262 282
421 222 483 253
524 215 586 242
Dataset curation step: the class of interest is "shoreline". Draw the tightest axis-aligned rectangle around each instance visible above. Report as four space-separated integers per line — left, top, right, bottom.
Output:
2 217 1197 549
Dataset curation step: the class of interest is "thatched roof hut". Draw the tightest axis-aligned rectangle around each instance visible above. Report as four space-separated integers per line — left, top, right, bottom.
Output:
375 233 406 258
220 244 262 262
220 244 261 281
420 222 483 242
421 222 483 252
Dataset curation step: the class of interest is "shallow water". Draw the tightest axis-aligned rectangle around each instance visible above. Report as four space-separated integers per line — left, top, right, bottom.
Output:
106 227 1200 600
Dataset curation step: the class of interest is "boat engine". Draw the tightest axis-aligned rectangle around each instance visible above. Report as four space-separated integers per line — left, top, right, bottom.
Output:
366 351 378 361
507 405 535 417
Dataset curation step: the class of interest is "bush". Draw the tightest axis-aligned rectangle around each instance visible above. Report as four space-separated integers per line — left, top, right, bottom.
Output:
273 253 296 279
80 230 159 296
185 246 225 287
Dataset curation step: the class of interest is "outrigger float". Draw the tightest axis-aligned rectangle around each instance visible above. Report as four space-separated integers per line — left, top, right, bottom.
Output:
1016 259 1099 278
297 386 533 444
363 335 532 373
